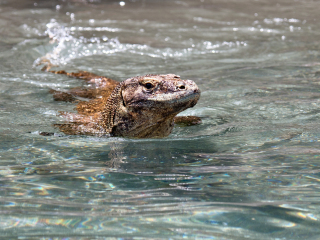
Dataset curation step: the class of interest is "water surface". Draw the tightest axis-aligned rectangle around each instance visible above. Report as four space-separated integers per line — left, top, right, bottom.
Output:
1 0 320 239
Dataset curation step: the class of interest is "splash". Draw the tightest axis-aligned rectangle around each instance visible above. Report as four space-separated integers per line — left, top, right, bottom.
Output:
34 19 248 68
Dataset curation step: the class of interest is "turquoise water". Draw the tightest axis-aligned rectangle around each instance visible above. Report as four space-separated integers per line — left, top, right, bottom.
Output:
1 0 320 239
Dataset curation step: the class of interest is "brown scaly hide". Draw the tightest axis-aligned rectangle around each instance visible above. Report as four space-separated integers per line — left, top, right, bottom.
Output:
50 71 201 138
50 70 118 135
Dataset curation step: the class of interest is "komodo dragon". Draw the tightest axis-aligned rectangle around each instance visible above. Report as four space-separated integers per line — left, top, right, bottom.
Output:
48 70 201 138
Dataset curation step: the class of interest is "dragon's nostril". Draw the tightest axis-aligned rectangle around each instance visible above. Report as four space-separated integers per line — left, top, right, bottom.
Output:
176 82 186 90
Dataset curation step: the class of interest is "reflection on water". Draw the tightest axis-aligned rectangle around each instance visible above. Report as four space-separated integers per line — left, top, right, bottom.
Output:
1 0 320 238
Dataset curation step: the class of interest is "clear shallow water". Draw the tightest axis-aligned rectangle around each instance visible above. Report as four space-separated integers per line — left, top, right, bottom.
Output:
1 0 320 238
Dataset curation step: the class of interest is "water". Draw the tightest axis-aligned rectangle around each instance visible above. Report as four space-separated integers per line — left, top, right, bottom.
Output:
1 0 320 238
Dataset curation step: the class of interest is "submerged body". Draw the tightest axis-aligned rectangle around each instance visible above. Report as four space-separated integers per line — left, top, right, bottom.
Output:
50 71 200 138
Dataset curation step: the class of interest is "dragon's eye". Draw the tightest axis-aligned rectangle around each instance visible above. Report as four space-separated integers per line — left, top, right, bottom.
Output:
145 83 153 89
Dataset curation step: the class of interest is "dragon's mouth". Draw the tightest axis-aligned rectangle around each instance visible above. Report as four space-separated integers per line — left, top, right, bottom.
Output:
153 92 200 111
146 87 200 103
128 91 200 109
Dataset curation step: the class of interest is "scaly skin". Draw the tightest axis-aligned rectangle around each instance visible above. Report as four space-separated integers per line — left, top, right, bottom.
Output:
50 71 201 138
